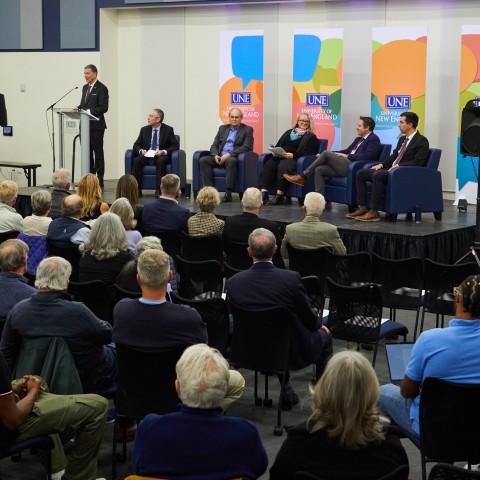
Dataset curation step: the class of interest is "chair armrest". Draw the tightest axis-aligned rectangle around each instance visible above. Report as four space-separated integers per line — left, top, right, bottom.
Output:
171 149 186 188
238 151 259 190
192 150 211 191
257 153 272 181
125 149 134 174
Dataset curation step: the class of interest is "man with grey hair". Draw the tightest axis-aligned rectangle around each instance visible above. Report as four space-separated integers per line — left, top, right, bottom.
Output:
0 180 23 233
50 168 71 219
0 239 35 319
141 174 191 233
47 194 90 247
281 191 346 259
113 249 244 409
223 187 284 268
227 228 333 410
131 344 267 480
0 256 116 394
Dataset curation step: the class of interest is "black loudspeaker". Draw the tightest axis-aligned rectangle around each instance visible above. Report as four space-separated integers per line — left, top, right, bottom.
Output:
461 99 480 156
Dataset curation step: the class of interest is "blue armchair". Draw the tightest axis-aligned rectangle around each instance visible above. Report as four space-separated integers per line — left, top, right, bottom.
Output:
124 135 186 191
257 138 328 206
323 143 392 212
192 150 259 199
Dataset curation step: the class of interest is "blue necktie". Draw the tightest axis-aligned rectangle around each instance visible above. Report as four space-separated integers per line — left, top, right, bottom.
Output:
151 129 158 150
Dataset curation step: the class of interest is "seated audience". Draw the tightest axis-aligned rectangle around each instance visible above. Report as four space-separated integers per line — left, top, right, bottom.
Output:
79 213 134 300
50 168 72 220
260 112 318 205
0 240 35 319
0 351 108 480
270 351 408 480
116 236 178 294
131 343 267 480
110 197 142 252
281 192 346 258
0 256 116 394
76 173 109 222
116 174 142 225
188 186 225 236
0 180 22 234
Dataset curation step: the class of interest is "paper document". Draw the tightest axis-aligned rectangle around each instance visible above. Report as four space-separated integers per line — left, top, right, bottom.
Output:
268 146 287 156
144 150 156 158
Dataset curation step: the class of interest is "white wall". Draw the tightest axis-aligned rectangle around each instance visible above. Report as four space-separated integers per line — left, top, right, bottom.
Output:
1 0 479 192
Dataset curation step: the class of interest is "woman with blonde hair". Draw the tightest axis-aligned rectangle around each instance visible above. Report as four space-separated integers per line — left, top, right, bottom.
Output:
77 173 109 221
270 351 408 480
110 197 142 252
188 186 224 236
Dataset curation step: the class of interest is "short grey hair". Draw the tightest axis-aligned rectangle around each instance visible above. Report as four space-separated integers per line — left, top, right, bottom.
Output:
197 187 220 213
304 192 326 217
0 239 29 272
134 236 163 260
241 187 262 211
160 174 180 196
52 169 71 189
35 256 72 290
176 344 230 409
79 212 128 260
248 228 276 260
31 190 52 216
110 197 137 230
137 249 170 289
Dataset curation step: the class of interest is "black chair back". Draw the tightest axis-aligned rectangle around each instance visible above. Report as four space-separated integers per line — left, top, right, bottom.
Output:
286 243 331 279
302 275 325 317
0 231 20 244
428 463 480 480
143 230 182 262
223 261 245 280
324 249 372 286
223 239 251 269
180 231 223 263
46 239 81 281
294 466 409 480
176 256 223 299
68 280 113 324
114 283 142 300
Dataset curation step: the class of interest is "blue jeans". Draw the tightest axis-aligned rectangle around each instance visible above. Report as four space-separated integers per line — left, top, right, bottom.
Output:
378 383 418 439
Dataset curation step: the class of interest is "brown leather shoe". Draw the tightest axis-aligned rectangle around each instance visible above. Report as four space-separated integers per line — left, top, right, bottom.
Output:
345 209 366 219
356 211 381 222
283 173 305 187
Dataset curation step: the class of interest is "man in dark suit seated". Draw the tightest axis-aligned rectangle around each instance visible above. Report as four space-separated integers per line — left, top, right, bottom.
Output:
226 228 333 410
223 187 285 268
347 111 429 222
132 109 179 198
141 174 191 234
199 108 254 203
284 116 382 194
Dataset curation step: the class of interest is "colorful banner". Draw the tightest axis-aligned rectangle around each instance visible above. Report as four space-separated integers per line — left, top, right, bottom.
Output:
219 31 264 154
292 29 343 151
371 27 427 149
456 26 480 203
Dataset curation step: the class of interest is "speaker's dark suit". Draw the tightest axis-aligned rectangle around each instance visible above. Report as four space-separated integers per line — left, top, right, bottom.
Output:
356 131 429 211
199 123 254 191
141 197 191 233
226 261 332 371
0 93 7 127
132 124 179 190
78 80 109 181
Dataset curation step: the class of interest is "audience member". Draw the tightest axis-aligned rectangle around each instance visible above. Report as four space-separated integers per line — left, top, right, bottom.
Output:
0 180 22 234
110 197 142 252
131 343 267 480
270 351 409 480
50 168 71 220
199 108 254 202
115 174 142 223
188 186 225 236
0 240 35 319
77 173 109 222
113 249 244 410
141 174 191 233
260 112 318 205
226 228 332 409
0 256 116 394
281 192 346 258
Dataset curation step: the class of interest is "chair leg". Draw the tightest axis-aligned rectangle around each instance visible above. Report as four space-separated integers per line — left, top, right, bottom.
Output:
421 454 427 480
413 307 421 341
254 371 262 406
112 419 117 480
433 212 442 220
263 374 272 407
46 448 52 480
372 341 379 368
419 307 426 338
275 370 287 436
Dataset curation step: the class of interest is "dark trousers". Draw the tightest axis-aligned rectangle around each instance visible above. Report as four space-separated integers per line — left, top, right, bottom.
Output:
133 154 171 191
259 157 296 192
199 155 238 191
303 150 351 194
356 168 389 211
89 130 105 181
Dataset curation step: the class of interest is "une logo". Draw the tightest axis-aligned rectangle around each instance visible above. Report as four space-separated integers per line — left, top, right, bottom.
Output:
231 92 251 105
385 95 411 109
306 94 329 106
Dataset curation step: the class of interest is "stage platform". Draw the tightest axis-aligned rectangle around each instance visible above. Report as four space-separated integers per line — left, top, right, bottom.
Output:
17 180 476 264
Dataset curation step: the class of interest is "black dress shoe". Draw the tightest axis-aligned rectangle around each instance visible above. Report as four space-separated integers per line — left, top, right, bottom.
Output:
269 194 284 205
261 191 269 205
284 196 292 205
222 192 232 203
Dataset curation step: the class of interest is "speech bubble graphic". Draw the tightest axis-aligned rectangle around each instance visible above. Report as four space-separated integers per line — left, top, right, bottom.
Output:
231 36 264 89
293 34 321 82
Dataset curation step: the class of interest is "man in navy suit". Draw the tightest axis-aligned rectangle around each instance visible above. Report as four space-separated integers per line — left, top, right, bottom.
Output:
226 228 332 410
132 109 179 198
77 64 109 187
284 116 382 194
348 111 429 222
141 174 191 233
199 108 254 203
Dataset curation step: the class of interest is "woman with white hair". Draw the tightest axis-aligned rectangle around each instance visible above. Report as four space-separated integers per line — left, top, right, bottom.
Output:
270 351 409 480
110 197 142 252
79 212 133 299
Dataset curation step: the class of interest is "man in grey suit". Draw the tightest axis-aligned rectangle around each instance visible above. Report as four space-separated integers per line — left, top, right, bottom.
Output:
199 108 254 203
281 192 346 259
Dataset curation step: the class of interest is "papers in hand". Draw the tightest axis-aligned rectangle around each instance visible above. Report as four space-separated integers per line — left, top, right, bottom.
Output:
144 149 156 158
268 146 287 156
